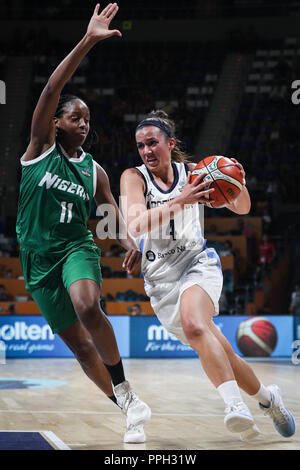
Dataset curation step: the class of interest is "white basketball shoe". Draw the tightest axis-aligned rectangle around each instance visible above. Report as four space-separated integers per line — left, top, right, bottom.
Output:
123 424 146 443
224 401 254 433
240 423 261 441
113 380 151 443
259 384 296 438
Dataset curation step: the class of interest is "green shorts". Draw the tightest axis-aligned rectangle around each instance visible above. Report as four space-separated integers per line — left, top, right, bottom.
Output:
20 244 102 334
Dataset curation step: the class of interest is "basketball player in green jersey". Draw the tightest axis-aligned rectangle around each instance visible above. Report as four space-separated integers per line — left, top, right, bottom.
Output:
16 3 151 444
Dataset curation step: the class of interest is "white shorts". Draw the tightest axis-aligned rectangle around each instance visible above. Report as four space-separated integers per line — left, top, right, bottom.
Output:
144 248 223 345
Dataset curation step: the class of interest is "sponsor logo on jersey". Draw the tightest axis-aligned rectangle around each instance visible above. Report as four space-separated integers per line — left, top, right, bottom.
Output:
82 168 91 177
146 250 156 262
146 189 154 198
38 171 90 200
157 245 186 259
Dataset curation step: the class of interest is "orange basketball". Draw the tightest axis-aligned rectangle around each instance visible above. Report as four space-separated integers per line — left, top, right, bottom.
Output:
191 156 243 208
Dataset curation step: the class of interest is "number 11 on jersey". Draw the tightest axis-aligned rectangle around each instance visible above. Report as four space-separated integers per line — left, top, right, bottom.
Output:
60 201 73 223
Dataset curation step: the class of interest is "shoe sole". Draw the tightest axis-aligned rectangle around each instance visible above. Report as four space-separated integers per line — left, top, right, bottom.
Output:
124 433 146 444
225 413 254 433
240 424 261 441
128 404 151 427
274 413 296 438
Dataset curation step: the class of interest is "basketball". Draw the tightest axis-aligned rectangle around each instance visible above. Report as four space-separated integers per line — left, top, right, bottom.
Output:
236 316 278 357
191 156 243 208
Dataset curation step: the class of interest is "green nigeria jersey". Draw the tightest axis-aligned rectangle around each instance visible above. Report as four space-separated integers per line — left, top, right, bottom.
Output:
16 142 97 254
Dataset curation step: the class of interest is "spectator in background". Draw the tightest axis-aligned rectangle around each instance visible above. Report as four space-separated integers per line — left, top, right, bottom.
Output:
231 218 255 239
0 284 12 301
289 285 300 315
256 234 275 286
231 218 257 263
258 234 275 267
219 240 235 257
219 240 241 272
205 223 219 236
3 269 13 278
6 303 17 315
128 304 146 316
105 243 126 258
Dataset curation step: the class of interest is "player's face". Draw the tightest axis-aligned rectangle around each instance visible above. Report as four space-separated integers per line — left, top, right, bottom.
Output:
55 100 90 147
135 127 173 171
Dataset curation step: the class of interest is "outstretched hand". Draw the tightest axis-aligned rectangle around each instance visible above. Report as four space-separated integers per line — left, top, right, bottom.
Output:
86 3 122 42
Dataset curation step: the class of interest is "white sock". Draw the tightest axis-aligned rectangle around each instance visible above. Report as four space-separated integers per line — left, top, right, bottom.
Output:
252 383 271 407
217 380 243 407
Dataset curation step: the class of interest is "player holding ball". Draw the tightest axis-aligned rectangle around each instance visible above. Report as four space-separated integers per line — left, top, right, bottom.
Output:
121 109 295 440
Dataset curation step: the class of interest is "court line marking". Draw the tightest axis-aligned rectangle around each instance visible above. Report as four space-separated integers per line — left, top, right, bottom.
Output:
0 410 298 419
65 443 87 446
42 431 71 450
0 430 71 450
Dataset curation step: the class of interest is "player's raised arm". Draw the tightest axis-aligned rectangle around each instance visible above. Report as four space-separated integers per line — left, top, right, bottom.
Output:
24 3 121 162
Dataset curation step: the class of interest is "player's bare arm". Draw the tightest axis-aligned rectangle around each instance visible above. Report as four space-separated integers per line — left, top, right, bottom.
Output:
23 3 121 162
120 167 214 238
94 163 141 274
225 159 251 215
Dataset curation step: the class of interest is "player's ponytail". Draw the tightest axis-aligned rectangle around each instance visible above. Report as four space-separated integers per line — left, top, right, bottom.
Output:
145 110 191 163
54 94 99 152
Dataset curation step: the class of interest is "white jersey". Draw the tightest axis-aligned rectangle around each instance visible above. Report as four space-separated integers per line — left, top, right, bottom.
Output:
135 161 206 283
134 161 223 344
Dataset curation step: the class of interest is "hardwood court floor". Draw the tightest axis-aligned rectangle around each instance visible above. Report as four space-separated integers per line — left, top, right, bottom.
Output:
0 357 299 450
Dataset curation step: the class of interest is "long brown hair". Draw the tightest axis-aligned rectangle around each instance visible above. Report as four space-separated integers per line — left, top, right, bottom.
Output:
142 110 192 163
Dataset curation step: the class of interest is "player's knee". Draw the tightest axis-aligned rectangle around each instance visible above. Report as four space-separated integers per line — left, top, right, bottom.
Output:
74 298 104 330
182 318 208 341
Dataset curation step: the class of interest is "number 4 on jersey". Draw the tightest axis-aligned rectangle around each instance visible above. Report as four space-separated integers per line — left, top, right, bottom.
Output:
60 201 73 223
169 219 176 240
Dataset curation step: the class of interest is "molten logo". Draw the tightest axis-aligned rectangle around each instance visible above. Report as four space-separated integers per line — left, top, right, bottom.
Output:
0 322 54 341
0 80 5 104
147 325 178 341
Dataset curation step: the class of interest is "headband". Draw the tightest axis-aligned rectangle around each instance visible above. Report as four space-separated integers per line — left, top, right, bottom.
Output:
135 117 173 138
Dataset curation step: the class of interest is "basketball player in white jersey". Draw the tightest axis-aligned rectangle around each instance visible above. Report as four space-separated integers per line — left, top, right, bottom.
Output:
120 110 295 441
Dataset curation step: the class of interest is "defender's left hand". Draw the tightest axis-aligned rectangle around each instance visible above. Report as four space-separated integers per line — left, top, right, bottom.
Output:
122 249 142 275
